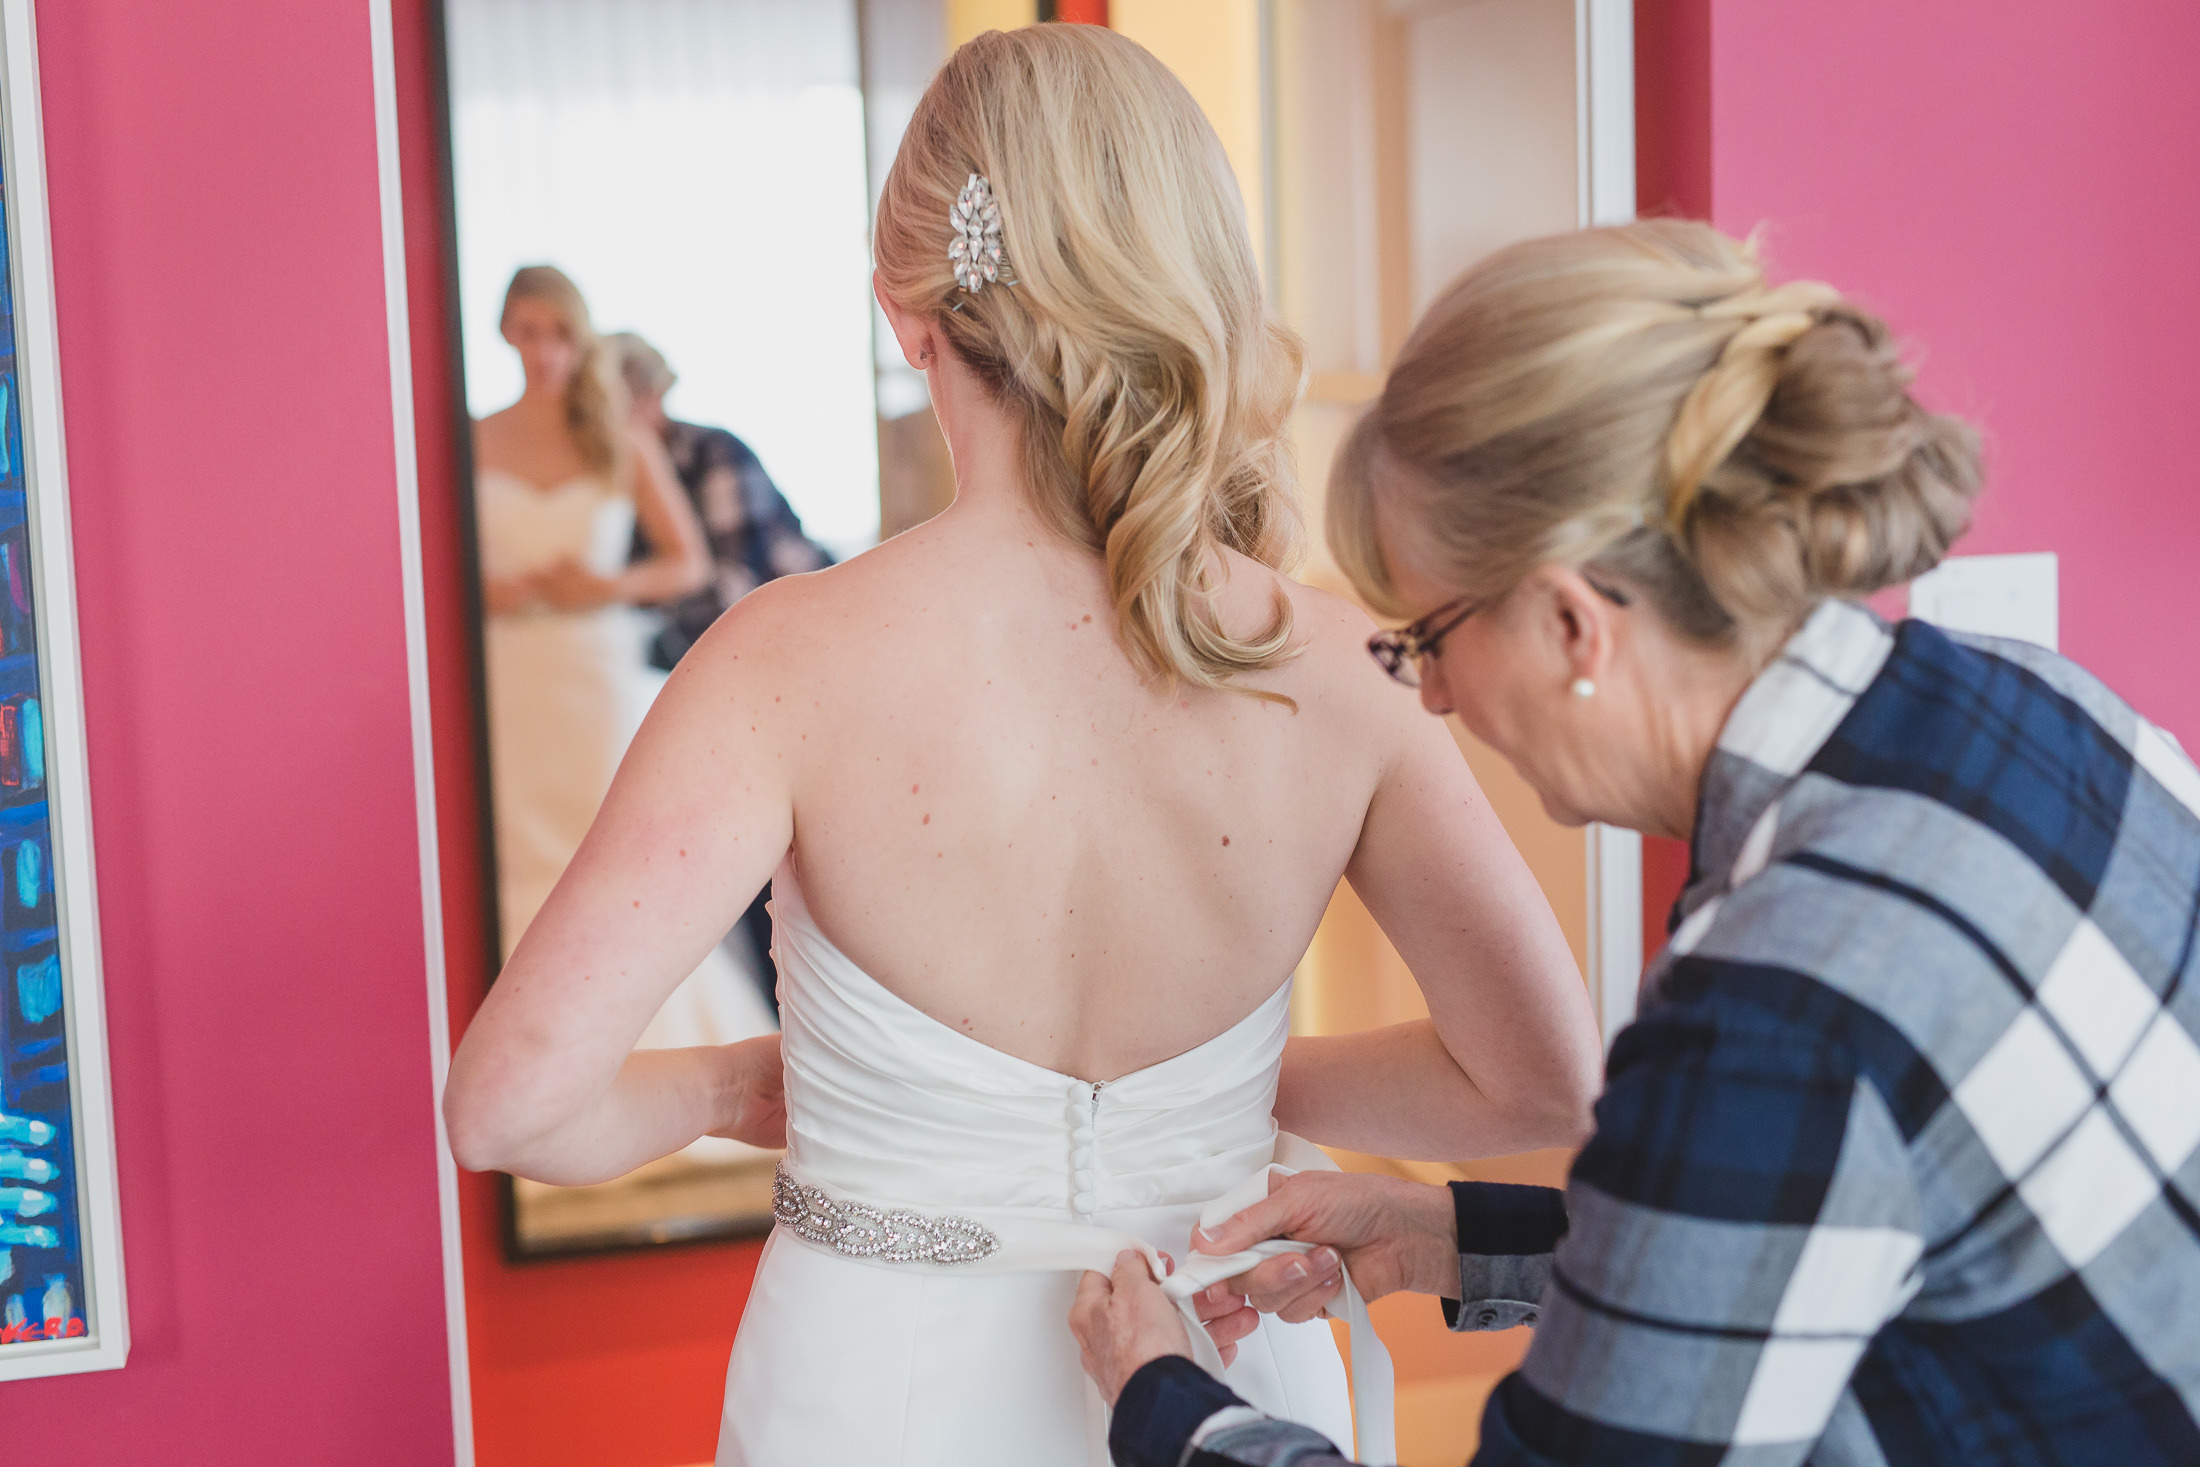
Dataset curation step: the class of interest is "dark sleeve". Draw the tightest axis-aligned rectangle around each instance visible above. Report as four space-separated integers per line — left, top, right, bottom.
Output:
695 425 747 481
1111 1357 1353 1467
1440 1180 1568 1332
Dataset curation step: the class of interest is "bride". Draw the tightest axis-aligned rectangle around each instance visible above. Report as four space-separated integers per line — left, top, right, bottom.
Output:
445 25 1598 1467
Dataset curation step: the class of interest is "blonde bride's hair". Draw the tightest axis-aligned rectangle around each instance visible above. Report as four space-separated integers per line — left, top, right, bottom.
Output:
501 265 626 483
873 25 1307 694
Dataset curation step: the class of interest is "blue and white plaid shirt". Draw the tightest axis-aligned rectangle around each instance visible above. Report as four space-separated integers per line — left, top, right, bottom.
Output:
1113 599 2200 1467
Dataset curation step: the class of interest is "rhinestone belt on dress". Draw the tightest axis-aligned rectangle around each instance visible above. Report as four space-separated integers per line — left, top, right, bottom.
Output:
772 1161 1002 1265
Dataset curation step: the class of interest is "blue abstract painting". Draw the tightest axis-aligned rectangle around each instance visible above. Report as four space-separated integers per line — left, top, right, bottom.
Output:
0 144 85 1352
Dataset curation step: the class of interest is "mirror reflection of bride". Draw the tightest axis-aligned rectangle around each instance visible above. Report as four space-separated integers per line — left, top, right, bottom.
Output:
471 266 775 1057
448 28 1599 1467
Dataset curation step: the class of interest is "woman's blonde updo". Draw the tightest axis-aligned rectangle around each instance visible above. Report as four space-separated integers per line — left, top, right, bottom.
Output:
873 25 1306 693
501 265 626 483
1329 220 1983 654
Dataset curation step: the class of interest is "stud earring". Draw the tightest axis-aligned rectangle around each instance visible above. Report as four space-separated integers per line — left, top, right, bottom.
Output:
1571 678 1596 699
917 347 934 366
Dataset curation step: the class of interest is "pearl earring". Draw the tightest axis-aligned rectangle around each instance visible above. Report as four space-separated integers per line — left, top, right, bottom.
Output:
1571 678 1596 699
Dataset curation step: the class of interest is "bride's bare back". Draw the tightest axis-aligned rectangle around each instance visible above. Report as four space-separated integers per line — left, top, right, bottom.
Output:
473 464 1590 1177
722 503 1411 1079
515 458 1581 1080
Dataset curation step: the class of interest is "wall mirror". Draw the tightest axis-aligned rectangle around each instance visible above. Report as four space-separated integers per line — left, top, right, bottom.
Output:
435 0 953 1258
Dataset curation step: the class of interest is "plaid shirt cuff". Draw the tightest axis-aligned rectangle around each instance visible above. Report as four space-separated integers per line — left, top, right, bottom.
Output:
1441 1180 1566 1332
1111 1356 1248 1467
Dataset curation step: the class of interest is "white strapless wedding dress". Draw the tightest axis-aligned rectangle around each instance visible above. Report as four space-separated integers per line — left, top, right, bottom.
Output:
716 860 1393 1466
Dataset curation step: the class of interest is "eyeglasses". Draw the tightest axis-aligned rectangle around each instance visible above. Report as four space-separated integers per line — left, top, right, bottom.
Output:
1366 593 1482 688
1366 577 1633 688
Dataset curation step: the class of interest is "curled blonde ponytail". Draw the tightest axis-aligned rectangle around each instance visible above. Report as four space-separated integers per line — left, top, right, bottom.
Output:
873 26 1306 694
502 265 627 483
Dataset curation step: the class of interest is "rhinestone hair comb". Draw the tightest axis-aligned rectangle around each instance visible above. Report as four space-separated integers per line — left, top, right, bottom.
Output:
949 172 1013 293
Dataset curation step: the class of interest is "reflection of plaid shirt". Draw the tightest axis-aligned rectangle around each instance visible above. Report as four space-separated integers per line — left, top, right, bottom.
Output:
1113 599 2200 1467
639 420 830 669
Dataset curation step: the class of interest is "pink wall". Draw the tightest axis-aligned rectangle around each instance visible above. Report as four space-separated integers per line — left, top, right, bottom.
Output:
19 2 456 1459
1708 0 2200 743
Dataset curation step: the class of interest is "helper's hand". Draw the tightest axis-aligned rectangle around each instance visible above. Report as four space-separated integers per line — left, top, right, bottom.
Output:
1070 1251 1194 1406
1189 1270 1258 1367
707 1035 787 1148
1192 1171 1459 1326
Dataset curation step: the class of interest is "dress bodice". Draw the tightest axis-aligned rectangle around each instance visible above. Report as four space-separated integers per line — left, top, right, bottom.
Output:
728 863 1378 1467
772 859 1292 1221
476 468 635 581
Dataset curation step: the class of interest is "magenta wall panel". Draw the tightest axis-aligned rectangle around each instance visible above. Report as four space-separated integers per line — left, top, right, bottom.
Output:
16 1 455 1458
1709 0 2200 742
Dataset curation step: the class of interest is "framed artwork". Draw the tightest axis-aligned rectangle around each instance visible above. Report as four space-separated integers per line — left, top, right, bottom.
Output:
0 0 129 1380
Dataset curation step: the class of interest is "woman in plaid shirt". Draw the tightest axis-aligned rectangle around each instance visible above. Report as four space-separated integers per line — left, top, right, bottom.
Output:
1073 221 2200 1466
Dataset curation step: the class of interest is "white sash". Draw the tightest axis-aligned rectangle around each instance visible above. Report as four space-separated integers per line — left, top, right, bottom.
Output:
777 1132 1396 1465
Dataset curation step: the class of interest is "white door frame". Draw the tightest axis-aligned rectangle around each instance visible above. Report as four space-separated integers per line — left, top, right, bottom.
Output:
367 1 474 1460
1576 0 1645 1045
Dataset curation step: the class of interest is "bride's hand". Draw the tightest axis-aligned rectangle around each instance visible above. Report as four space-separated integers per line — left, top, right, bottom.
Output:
481 572 542 615
534 557 620 611
708 1034 787 1148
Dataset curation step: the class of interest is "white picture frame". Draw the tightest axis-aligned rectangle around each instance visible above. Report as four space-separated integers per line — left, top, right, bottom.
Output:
0 0 130 1382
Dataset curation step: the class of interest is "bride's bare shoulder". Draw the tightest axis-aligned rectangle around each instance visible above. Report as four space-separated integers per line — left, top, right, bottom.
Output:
1282 573 1382 652
1215 548 1379 661
1215 549 1418 721
663 540 917 694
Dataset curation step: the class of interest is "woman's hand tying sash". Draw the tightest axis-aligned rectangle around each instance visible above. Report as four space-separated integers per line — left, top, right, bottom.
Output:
1070 1250 1200 1403
1192 1169 1463 1326
1068 1136 1401 1463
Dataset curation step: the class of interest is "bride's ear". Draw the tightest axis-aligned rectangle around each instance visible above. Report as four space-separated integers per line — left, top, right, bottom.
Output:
875 272 938 372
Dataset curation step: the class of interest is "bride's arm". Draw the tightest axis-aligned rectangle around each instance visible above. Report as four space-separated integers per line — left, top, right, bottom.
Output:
1273 702 1601 1160
442 585 803 1185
